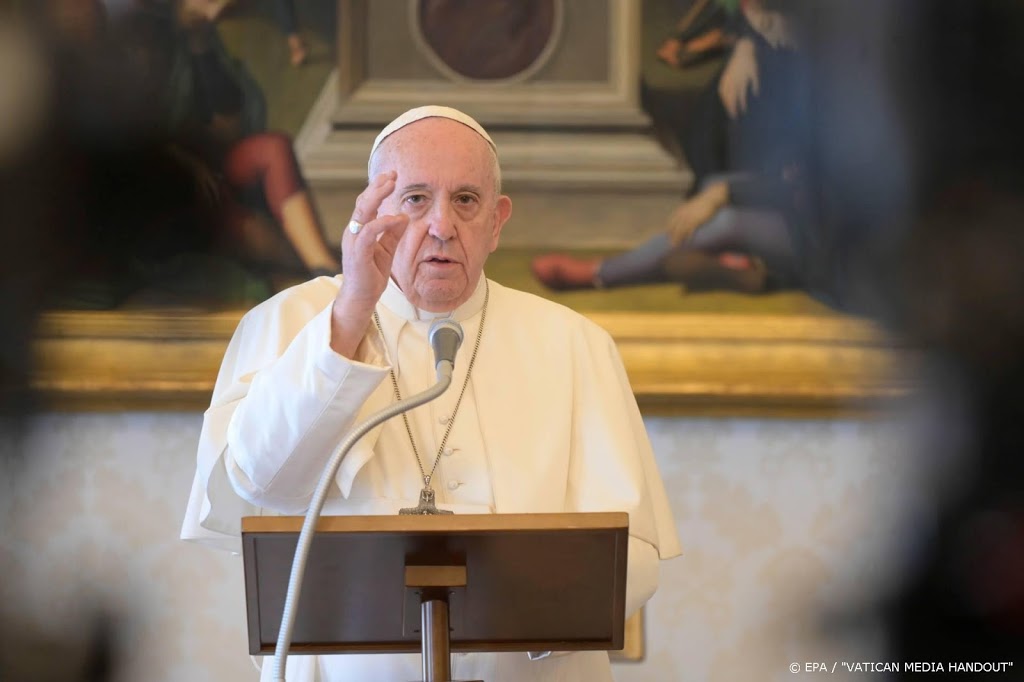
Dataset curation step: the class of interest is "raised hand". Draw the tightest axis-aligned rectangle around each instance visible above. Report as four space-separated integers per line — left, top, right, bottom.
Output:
330 171 410 357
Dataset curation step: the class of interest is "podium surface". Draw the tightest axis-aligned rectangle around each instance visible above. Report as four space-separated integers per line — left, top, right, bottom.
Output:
241 512 629 656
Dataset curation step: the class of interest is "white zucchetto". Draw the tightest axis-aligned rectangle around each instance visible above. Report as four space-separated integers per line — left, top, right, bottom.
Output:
368 105 497 175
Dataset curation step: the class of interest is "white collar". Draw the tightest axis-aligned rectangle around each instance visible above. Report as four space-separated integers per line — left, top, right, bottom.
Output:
379 275 488 322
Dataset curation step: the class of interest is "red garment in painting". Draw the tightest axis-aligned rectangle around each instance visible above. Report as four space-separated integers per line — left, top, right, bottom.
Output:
222 131 305 225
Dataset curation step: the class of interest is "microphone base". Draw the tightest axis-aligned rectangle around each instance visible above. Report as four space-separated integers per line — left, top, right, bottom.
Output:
399 487 455 515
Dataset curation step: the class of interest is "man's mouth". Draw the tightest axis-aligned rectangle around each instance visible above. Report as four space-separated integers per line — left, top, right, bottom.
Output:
425 256 455 264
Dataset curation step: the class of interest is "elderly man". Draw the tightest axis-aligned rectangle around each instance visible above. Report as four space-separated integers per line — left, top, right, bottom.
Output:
182 106 680 681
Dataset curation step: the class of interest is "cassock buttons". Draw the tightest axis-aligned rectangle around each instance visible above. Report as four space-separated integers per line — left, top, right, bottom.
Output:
443 448 454 457
447 480 461 491
438 415 450 424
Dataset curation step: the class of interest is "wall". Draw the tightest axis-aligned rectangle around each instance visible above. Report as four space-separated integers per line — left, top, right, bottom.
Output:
616 417 924 681
1 412 925 681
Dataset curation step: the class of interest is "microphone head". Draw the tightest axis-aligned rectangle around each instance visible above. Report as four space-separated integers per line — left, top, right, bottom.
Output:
428 318 464 369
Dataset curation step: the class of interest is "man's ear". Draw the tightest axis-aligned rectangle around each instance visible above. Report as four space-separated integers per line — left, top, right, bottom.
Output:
490 195 512 251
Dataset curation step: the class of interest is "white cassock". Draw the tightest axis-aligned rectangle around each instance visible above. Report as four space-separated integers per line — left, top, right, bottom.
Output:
181 275 682 682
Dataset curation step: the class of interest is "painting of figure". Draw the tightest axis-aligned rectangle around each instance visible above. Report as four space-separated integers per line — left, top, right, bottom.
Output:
533 0 867 315
19 0 339 309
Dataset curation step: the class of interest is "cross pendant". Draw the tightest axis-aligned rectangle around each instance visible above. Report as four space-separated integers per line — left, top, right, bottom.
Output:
399 487 454 515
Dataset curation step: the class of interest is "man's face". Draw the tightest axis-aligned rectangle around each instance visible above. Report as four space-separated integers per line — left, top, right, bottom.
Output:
373 118 512 312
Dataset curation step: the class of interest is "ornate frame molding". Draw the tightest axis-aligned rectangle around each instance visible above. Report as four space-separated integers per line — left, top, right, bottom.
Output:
32 309 911 416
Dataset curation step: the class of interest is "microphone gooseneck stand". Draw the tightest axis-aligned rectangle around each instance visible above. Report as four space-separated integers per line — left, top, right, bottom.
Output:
270 319 464 682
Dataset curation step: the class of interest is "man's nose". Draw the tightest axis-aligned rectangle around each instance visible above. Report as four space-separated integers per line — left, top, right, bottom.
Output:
427 202 457 241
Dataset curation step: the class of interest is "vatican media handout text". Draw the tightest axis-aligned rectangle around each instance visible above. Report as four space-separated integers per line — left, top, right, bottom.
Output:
789 661 1015 675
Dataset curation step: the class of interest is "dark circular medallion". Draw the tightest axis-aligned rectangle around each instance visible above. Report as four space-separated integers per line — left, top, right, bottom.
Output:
416 0 559 81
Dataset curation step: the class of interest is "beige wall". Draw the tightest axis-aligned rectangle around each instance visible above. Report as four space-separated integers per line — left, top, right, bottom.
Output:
2 412 921 681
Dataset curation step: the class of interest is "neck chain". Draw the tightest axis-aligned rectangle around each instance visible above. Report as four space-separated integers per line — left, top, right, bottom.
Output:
372 281 488 514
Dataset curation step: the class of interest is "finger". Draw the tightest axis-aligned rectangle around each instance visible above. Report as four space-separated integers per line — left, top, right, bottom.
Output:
751 69 760 97
350 171 397 226
345 216 409 286
367 212 409 243
373 222 408 265
346 213 409 258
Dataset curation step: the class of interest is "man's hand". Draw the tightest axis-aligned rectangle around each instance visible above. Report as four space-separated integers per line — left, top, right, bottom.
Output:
668 182 729 246
718 37 758 119
330 171 410 358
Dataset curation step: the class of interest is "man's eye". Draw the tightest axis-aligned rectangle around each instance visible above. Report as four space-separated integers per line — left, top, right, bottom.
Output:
455 194 477 205
404 195 426 205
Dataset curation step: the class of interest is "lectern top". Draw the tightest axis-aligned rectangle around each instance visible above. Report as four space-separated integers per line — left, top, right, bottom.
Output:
241 511 629 535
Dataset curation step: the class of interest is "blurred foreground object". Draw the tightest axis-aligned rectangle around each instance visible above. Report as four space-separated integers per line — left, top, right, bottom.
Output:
0 10 121 681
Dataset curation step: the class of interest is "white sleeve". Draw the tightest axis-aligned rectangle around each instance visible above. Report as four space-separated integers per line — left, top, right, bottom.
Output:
224 304 389 512
625 535 659 618
565 323 682 554
564 322 681 610
181 287 390 551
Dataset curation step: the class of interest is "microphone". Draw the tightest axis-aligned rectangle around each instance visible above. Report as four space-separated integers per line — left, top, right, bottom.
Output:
269 315 465 680
429 318 464 373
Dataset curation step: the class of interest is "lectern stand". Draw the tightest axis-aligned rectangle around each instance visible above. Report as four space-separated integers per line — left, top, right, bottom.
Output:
241 512 629 682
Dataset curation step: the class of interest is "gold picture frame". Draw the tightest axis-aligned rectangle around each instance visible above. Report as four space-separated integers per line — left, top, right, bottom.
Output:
33 308 910 416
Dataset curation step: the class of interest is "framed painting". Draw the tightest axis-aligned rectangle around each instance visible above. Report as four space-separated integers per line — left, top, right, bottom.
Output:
31 0 909 417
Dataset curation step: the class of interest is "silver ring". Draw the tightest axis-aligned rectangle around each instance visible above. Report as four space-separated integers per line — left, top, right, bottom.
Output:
347 219 363 235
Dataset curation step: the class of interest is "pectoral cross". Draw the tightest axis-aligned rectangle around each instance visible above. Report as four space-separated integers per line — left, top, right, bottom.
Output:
399 486 454 515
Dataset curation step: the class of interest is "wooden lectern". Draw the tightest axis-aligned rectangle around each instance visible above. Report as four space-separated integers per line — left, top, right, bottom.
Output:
241 512 629 682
